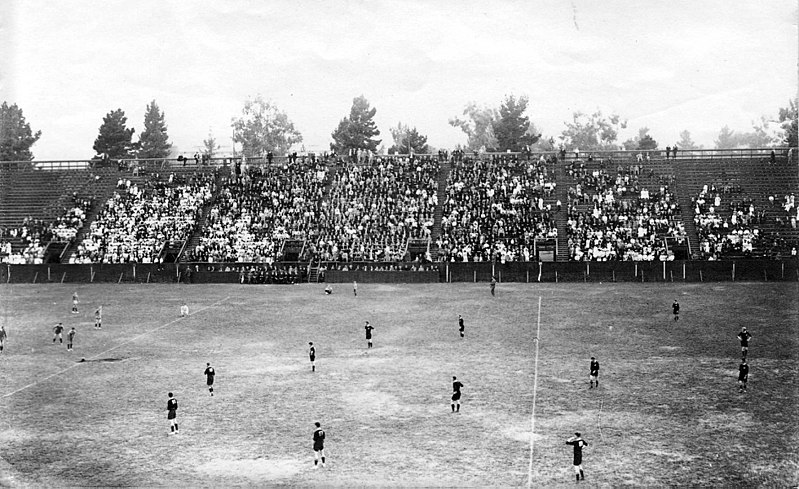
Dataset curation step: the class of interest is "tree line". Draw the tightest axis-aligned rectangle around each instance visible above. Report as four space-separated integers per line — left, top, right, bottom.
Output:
1 96 797 162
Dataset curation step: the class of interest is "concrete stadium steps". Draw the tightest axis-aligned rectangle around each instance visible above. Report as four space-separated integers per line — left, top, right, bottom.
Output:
430 158 451 260
554 161 570 261
179 169 224 262
0 170 64 228
674 157 799 255
58 168 121 262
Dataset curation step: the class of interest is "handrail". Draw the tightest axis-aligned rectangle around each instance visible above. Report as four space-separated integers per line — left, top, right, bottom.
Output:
1 147 796 172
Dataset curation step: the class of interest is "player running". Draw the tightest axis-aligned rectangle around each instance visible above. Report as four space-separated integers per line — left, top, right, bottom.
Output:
309 342 316 372
53 322 64 344
737 327 752 359
313 422 326 468
451 376 464 413
94 306 102 329
589 357 600 388
67 327 76 351
167 392 179 434
204 362 215 396
458 315 465 338
364 321 374 349
0 325 7 353
71 291 79 314
566 432 589 482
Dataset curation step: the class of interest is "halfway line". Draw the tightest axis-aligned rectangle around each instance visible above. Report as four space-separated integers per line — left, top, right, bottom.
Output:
1 296 230 400
527 296 542 489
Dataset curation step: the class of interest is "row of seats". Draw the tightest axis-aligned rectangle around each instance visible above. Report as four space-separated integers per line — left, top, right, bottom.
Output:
2 155 797 264
566 164 683 261
70 172 215 264
438 154 557 262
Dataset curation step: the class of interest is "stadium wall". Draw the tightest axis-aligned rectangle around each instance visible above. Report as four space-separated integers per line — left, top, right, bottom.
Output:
2 260 798 284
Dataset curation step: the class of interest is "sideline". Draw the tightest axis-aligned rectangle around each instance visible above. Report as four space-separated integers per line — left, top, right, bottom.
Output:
526 296 543 488
0 296 230 400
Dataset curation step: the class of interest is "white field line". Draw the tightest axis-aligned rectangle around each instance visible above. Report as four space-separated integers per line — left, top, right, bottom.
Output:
526 296 543 489
1 296 230 400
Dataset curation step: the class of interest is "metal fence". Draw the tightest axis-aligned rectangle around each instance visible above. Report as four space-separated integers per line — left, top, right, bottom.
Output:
3 260 797 284
1 147 796 173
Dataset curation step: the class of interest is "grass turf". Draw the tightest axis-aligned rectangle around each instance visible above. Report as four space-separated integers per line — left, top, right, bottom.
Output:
0 282 797 487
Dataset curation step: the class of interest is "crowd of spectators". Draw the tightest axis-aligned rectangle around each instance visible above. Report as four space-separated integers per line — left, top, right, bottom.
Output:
438 154 557 262
183 263 305 284
694 185 797 259
71 172 215 263
187 162 328 263
566 163 683 261
0 193 95 264
310 156 439 262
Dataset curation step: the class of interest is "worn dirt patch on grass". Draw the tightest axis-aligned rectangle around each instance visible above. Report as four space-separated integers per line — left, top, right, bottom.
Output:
342 389 398 415
196 458 303 480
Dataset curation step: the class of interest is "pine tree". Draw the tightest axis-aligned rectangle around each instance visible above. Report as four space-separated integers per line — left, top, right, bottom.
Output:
330 95 382 153
138 100 171 159
492 95 540 152
0 101 42 161
203 130 220 159
93 109 136 159
388 122 429 154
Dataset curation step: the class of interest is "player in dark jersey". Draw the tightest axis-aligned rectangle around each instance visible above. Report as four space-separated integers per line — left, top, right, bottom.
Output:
53 323 64 343
0 325 7 353
490 277 496 296
566 432 588 481
738 359 749 393
672 299 680 321
309 342 316 372
204 362 215 396
589 357 599 388
737 327 752 359
94 306 102 329
167 392 179 434
313 422 326 468
67 327 76 351
458 315 465 338
364 321 374 348
451 376 464 413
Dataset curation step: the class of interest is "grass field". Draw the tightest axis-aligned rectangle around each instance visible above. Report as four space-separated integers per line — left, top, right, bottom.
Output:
0 281 797 487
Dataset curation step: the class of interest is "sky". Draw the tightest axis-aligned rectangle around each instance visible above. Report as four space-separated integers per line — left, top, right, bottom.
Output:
1 0 797 160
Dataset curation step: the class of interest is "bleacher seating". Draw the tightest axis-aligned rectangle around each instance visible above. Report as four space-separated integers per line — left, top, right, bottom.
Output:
71 171 215 263
438 154 557 262
311 156 438 262
187 162 327 263
564 158 683 261
1 150 797 265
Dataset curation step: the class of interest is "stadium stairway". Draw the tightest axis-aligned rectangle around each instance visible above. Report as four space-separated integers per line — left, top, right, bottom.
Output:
430 157 451 260
179 167 226 262
59 167 122 262
0 167 119 256
671 159 701 258
554 160 570 261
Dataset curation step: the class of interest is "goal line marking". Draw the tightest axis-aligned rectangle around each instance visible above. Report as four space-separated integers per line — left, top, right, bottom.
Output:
1 296 230 400
526 295 542 489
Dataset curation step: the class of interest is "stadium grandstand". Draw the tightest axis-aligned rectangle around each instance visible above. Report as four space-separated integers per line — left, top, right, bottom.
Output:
1 148 797 283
